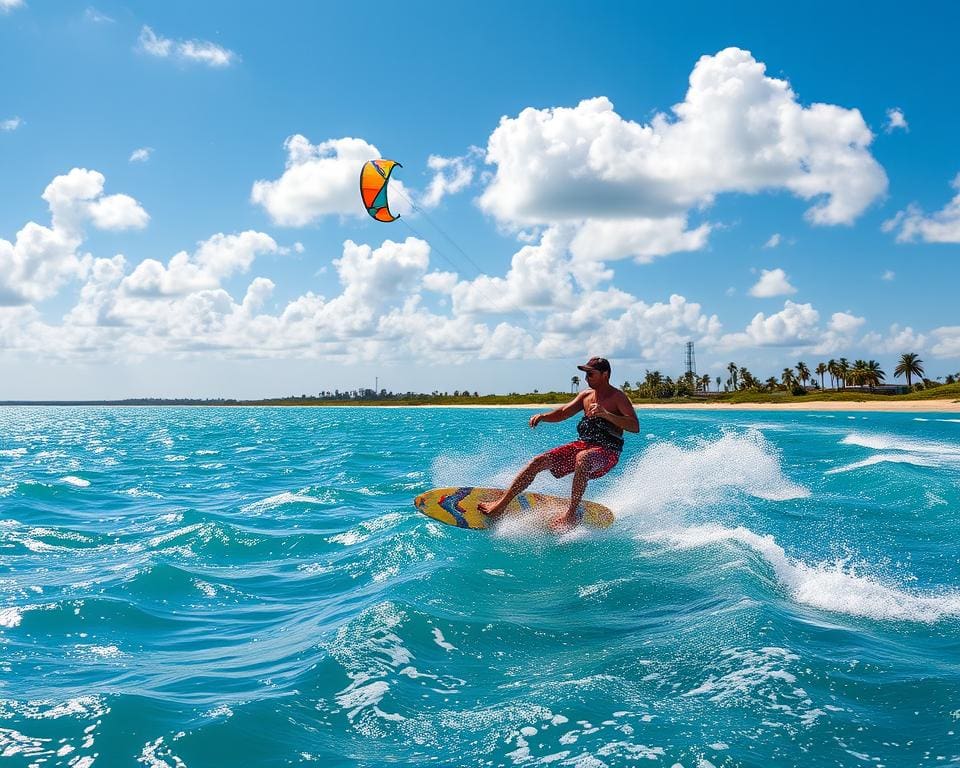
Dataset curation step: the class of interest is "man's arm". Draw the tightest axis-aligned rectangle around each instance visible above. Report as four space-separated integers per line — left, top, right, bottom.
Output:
529 391 588 428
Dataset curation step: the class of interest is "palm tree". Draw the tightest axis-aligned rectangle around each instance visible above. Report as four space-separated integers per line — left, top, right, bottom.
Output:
837 357 850 390
571 375 580 394
727 362 739 392
865 360 886 388
781 368 795 390
815 362 828 391
765 376 779 391
795 361 810 390
715 376 721 392
644 369 663 399
894 353 924 388
849 360 866 387
700 373 711 392
826 358 837 390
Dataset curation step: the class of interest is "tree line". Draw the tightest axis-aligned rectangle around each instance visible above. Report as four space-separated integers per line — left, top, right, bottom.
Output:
583 353 958 399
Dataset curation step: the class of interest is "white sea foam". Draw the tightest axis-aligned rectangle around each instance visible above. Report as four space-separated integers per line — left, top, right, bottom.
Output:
330 530 369 546
328 603 412 729
60 476 90 487
682 646 798 700
645 524 960 623
240 491 326 514
432 628 457 652
0 606 23 628
120 488 163 499
138 736 187 768
77 644 123 660
0 695 109 720
840 432 960 456
601 430 808 526
825 453 938 474
836 432 960 472
147 523 205 548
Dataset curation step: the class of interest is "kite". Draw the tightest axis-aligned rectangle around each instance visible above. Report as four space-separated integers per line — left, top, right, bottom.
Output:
360 159 401 222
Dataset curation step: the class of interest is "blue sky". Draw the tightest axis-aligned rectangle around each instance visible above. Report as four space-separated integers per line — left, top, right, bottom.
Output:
2 1 959 399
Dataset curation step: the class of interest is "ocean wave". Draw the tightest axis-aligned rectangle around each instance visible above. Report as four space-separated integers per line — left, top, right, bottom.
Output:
240 489 334 514
61 475 91 487
825 453 938 474
644 524 960 623
841 432 960 456
836 432 960 473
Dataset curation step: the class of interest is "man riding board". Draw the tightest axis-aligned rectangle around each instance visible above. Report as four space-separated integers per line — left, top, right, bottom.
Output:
478 357 639 532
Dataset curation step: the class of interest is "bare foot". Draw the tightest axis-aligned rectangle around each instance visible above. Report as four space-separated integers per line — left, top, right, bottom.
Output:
548 512 579 533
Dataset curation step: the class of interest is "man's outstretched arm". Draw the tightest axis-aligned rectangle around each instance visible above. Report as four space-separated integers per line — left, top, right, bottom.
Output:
529 391 588 428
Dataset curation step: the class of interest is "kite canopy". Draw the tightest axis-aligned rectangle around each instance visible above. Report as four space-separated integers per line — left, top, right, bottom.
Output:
360 159 401 222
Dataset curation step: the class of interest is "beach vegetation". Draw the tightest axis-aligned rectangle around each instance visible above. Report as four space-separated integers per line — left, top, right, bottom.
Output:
894 353 924 388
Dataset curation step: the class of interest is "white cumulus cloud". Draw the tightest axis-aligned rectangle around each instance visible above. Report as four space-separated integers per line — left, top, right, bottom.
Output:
813 311 867 354
861 324 925 355
84 7 114 23
0 169 148 306
122 231 279 297
420 150 479 208
1 116 22 131
138 25 237 68
251 136 409 226
450 227 578 315
0 0 24 13
479 47 887 239
569 216 710 266
129 147 153 163
884 107 908 133
763 233 781 248
930 327 960 358
720 300 820 349
749 267 796 298
884 173 960 243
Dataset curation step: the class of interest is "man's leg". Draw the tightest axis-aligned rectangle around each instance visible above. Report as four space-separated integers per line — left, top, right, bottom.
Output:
549 448 603 532
478 452 552 516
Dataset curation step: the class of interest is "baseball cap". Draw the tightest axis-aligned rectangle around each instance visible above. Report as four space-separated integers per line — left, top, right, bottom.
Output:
577 357 611 374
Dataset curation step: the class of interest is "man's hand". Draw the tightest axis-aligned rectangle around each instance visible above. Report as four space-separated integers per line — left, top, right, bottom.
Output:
529 413 544 428
586 402 608 419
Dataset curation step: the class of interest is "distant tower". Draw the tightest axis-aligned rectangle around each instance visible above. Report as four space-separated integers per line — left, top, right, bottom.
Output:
684 341 697 381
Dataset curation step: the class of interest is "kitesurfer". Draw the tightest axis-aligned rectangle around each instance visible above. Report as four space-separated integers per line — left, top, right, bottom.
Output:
478 357 639 532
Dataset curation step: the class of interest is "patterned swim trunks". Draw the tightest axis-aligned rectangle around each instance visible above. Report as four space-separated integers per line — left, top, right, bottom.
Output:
545 440 620 480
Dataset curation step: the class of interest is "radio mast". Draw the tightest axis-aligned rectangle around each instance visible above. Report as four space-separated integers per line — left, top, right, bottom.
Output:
684 341 697 383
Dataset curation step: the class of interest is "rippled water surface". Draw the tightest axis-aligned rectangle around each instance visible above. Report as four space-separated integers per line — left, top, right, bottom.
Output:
1 406 959 767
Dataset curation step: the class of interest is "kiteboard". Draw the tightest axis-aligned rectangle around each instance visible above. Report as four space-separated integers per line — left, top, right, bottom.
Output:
413 487 614 530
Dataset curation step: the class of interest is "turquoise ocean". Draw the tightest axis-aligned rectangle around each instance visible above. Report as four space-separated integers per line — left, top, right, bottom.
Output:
2 405 959 767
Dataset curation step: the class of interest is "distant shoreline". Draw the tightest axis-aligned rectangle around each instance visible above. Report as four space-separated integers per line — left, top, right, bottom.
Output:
1 400 958 412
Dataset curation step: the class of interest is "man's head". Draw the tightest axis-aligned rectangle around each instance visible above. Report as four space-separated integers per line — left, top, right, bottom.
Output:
578 357 611 388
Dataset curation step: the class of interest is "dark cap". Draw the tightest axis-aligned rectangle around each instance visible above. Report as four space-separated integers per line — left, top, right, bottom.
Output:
577 357 611 374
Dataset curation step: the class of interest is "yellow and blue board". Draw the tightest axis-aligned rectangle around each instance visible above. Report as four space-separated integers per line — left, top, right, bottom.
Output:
413 487 614 530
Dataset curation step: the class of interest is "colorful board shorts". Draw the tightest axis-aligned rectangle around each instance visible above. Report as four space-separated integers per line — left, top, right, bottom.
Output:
545 440 620 480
